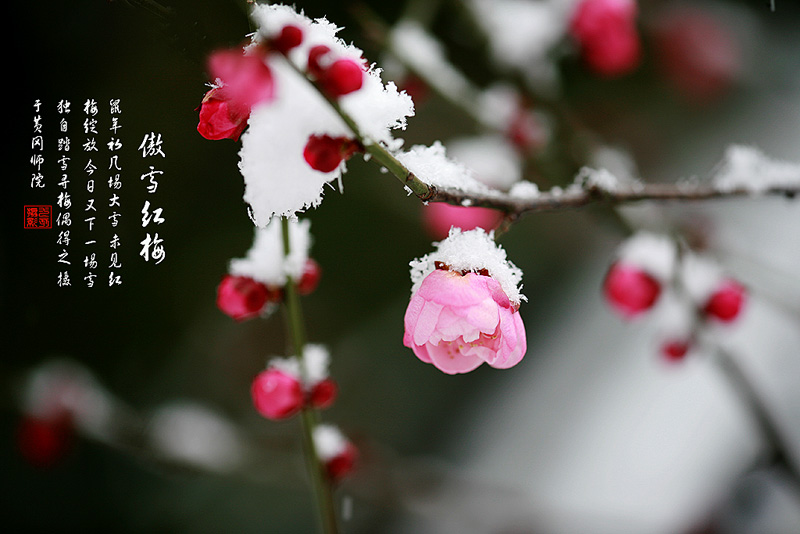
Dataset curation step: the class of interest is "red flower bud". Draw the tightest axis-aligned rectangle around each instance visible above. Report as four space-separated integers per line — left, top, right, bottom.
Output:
207 48 274 110
251 369 304 420
307 45 332 79
271 24 304 55
308 378 337 410
653 6 740 104
603 262 661 318
320 59 364 97
303 135 361 173
703 279 746 323
17 415 73 468
507 110 544 154
325 442 358 482
661 339 690 362
216 274 275 321
297 258 322 295
569 0 641 77
197 87 250 141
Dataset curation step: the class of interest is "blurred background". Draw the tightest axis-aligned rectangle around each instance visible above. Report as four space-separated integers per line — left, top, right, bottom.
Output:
7 0 800 532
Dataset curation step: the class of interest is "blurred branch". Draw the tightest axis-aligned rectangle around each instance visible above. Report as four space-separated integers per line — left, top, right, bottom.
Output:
711 346 800 484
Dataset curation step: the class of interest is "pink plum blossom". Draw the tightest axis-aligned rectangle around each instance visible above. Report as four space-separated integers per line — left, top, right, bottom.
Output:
403 268 526 374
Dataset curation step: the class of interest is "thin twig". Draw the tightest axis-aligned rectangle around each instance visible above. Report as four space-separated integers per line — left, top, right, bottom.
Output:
280 218 340 534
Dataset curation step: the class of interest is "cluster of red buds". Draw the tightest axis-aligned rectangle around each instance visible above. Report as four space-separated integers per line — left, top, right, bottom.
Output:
602 232 747 362
197 20 367 172
250 348 357 482
216 258 321 321
251 363 337 420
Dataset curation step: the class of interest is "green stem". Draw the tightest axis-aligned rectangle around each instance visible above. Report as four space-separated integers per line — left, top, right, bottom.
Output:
280 218 339 534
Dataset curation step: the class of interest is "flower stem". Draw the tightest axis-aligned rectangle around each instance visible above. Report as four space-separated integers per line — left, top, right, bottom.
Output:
280 217 339 534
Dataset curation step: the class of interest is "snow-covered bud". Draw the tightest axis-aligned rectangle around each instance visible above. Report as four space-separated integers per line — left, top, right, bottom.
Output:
216 274 279 321
320 58 364 97
680 255 746 324
270 24 304 55
307 45 332 79
306 45 364 97
303 135 361 173
313 424 357 483
603 232 676 319
296 258 322 296
569 0 641 77
308 378 338 410
17 359 115 466
603 262 662 318
703 279 746 323
251 368 304 420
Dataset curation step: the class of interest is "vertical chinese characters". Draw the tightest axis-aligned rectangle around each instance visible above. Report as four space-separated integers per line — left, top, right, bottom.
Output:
107 99 123 287
56 100 73 287
139 132 166 265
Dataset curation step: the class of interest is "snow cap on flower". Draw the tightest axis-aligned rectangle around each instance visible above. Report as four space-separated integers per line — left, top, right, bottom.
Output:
302 344 332 386
679 252 725 306
240 5 414 221
313 423 349 461
404 229 527 374
410 227 525 306
267 344 331 388
252 2 414 140
313 424 357 481
228 218 312 287
239 60 352 223
615 231 676 282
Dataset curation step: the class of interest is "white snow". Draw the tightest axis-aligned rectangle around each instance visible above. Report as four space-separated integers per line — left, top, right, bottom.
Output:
228 217 312 286
396 141 491 194
616 231 677 282
679 252 725 306
713 145 800 193
22 359 114 439
241 4 414 221
313 423 348 460
147 402 244 473
447 135 523 191
409 227 525 305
